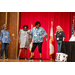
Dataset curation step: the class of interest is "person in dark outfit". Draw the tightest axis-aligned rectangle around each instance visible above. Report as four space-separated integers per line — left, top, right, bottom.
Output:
55 26 65 53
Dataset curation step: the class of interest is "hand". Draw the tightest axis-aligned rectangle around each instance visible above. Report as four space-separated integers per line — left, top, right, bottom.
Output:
63 37 65 41
55 33 56 35
46 38 48 41
27 32 30 34
30 38 32 42
19 41 21 44
30 41 31 44
9 42 10 44
0 42 1 45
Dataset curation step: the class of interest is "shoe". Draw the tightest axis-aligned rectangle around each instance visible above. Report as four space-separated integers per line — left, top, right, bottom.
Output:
17 56 20 60
40 58 43 62
24 56 26 60
28 58 33 61
5 58 8 60
0 58 3 60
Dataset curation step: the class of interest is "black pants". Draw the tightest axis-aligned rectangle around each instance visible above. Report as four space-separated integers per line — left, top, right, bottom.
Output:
31 42 42 53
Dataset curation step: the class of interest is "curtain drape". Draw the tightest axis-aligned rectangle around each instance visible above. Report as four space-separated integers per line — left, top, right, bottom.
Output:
19 12 74 59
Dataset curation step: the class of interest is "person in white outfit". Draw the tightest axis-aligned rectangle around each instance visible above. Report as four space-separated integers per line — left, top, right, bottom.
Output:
18 25 31 60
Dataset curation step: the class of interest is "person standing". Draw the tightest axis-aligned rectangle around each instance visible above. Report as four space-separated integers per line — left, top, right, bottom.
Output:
0 24 11 59
18 25 31 60
55 26 65 53
28 21 48 61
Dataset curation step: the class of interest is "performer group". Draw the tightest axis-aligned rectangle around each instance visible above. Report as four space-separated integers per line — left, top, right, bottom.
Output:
0 21 66 61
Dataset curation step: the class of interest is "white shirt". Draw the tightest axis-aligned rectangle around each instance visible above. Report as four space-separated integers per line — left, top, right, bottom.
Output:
69 35 75 41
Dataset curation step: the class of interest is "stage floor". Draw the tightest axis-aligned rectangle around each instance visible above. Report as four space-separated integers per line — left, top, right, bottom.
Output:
0 59 55 62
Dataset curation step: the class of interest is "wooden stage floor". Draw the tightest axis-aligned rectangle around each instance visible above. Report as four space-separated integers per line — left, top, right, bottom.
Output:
0 59 55 62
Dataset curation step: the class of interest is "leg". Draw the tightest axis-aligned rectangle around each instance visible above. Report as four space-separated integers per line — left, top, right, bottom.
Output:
57 41 60 53
24 48 27 60
18 48 22 56
59 41 62 52
1 43 5 58
30 43 38 58
18 48 22 59
38 42 43 61
5 43 9 58
38 42 42 58
24 48 27 57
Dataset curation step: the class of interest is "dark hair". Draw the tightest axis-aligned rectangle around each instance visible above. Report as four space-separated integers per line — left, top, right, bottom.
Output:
35 21 41 26
23 25 28 29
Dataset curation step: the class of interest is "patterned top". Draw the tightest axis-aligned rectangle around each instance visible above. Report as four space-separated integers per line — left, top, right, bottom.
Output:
30 27 47 43
0 29 11 43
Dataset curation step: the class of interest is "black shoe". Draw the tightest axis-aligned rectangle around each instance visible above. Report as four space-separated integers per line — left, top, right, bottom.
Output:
0 58 3 60
18 56 20 60
24 56 26 60
5 58 8 60
40 58 43 62
28 58 33 61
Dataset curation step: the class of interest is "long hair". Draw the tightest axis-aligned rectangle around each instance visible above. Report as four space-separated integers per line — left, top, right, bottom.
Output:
56 26 63 31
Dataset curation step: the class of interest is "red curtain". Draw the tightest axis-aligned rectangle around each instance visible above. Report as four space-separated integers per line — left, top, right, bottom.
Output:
19 12 74 59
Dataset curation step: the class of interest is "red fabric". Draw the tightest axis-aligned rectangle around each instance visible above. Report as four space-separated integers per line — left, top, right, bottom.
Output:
19 12 75 59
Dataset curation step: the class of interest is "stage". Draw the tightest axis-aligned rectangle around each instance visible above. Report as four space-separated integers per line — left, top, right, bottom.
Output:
0 12 75 61
0 59 55 62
